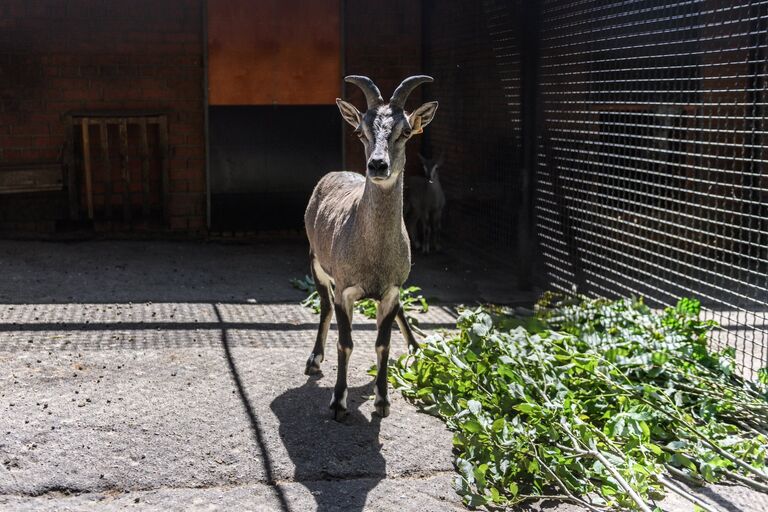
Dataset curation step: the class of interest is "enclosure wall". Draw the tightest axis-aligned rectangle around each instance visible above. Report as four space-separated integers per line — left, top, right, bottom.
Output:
0 0 206 234
536 0 768 374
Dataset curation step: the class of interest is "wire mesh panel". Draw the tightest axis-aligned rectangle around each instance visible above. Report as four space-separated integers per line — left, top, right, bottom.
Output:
536 0 768 375
423 0 523 265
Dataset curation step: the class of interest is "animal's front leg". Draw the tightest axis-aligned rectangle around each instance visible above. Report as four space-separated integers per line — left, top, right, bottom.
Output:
421 218 432 254
305 257 334 375
433 212 443 252
406 213 421 250
374 287 400 417
330 285 364 421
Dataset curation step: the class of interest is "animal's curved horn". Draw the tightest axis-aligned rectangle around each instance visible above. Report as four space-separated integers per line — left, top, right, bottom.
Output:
344 75 384 110
389 75 433 108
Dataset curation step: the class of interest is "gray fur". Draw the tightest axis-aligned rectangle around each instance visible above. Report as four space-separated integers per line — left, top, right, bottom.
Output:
304 170 410 297
405 154 446 253
303 75 438 419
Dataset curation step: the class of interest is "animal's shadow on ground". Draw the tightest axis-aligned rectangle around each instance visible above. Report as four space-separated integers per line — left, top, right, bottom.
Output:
271 376 385 512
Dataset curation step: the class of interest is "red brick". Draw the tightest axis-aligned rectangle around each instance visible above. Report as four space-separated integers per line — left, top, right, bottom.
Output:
169 217 189 230
0 0 205 234
186 216 205 230
57 87 95 101
173 145 204 160
9 123 50 137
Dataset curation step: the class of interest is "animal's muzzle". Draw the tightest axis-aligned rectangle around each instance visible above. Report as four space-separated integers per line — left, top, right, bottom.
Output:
367 158 390 180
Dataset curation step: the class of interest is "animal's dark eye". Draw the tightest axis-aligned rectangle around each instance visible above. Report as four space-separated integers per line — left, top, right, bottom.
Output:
401 129 412 139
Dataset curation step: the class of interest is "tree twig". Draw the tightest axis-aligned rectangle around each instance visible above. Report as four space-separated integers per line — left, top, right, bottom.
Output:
589 449 654 512
723 469 768 493
659 476 721 512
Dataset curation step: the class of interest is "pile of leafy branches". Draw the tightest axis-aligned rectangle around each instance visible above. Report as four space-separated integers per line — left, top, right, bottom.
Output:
290 275 428 327
389 295 768 511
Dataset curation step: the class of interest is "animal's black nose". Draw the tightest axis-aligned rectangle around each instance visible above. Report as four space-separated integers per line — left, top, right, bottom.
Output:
367 159 389 174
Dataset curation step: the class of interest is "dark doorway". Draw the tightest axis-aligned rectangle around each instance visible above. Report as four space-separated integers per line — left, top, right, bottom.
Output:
208 106 342 231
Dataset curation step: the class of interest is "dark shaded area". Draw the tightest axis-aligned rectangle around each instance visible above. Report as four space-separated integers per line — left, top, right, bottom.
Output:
209 106 342 231
422 0 525 271
217 304 291 512
0 239 536 305
271 377 385 512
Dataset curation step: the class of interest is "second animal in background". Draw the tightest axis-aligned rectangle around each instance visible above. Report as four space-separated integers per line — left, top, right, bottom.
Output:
404 153 445 254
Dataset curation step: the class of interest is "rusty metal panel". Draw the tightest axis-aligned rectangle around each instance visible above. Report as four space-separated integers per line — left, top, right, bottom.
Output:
207 0 341 105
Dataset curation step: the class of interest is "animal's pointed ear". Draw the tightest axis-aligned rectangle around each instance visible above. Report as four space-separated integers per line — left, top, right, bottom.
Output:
408 101 438 135
418 153 427 165
336 98 362 129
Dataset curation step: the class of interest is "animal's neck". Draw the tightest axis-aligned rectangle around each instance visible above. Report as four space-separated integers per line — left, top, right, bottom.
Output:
360 172 404 238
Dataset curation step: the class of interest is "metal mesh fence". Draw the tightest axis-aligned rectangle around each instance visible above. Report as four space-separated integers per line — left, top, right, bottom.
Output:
423 0 523 268
535 0 768 375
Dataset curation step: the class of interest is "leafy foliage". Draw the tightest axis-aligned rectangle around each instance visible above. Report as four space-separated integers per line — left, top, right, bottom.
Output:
290 275 428 322
389 295 768 510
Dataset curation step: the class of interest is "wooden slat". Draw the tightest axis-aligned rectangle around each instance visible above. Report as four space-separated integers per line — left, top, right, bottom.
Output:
118 120 131 223
71 117 165 126
66 122 79 219
99 121 112 220
0 164 63 194
157 116 170 227
139 119 151 219
81 119 94 219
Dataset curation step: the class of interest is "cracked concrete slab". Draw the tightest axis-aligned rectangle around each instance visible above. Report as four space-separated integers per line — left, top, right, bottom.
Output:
0 335 458 507
0 475 464 512
1 240 766 512
0 240 470 511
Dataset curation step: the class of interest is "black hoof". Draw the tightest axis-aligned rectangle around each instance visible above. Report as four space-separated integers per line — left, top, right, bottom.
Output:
331 407 347 422
374 401 390 418
330 392 347 421
330 402 347 421
304 353 323 375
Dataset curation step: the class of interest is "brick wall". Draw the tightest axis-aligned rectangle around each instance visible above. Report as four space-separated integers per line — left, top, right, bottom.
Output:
343 0 425 175
0 0 205 234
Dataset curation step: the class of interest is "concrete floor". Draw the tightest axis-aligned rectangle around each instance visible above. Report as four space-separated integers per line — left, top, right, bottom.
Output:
0 239 501 512
0 240 766 511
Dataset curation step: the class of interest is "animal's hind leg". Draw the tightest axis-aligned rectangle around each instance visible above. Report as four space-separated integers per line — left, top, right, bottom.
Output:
406 211 421 250
305 256 334 375
395 307 420 353
374 287 400 417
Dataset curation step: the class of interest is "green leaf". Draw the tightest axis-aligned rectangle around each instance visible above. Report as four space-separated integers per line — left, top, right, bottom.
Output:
385 295 768 511
463 420 483 433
